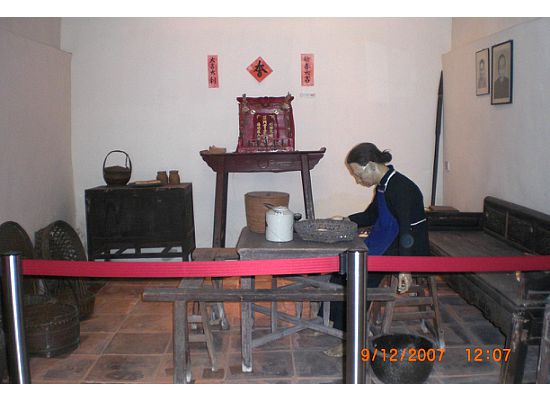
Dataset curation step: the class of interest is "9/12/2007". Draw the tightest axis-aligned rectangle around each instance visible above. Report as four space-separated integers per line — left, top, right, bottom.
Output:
360 347 446 363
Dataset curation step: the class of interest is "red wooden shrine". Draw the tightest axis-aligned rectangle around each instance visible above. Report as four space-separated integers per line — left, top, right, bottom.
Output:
236 93 295 153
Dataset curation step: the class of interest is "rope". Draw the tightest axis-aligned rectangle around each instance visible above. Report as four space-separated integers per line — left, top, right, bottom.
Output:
20 254 550 278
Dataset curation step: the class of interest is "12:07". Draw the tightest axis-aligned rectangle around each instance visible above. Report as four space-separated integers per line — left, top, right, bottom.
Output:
465 348 511 362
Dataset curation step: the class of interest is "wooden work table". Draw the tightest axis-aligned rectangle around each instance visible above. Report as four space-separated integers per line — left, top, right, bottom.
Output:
143 229 396 381
236 227 393 373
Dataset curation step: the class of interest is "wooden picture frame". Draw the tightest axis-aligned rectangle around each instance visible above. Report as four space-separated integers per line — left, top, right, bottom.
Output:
476 48 490 96
491 40 513 105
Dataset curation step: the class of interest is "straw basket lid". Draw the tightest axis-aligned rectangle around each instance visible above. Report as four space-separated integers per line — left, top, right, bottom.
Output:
245 191 289 234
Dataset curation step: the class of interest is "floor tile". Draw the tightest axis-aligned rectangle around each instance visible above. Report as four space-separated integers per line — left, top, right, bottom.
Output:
440 323 475 346
119 313 172 332
104 332 171 355
468 322 505 345
130 300 173 315
40 354 97 382
98 283 149 297
226 351 294 380
84 354 163 383
93 297 139 314
291 331 343 350
74 332 114 354
251 328 293 351
293 350 344 377
294 378 344 384
79 314 127 333
438 373 500 384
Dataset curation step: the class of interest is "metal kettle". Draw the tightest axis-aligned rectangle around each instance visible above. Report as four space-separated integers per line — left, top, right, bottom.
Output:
265 204 294 242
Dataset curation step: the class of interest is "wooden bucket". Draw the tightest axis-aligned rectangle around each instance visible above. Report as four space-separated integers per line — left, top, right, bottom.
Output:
245 191 289 233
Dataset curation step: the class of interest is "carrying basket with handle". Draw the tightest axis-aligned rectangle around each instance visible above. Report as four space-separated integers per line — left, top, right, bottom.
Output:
103 150 132 186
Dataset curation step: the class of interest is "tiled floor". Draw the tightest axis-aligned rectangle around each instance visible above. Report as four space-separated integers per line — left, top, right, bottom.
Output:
19 276 541 384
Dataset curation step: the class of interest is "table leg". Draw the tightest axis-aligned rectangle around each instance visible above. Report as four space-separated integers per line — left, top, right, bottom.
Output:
213 169 228 248
241 276 253 372
500 313 529 384
174 300 192 384
271 277 278 332
300 154 315 219
428 275 445 348
212 278 230 330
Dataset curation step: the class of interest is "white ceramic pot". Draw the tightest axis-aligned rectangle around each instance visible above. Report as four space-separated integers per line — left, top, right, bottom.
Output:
265 206 294 242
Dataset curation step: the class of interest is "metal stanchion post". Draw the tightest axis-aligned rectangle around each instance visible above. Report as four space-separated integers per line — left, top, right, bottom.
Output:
1 252 31 383
340 248 369 384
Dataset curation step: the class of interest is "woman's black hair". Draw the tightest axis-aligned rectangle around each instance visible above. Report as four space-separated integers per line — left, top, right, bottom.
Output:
346 143 392 165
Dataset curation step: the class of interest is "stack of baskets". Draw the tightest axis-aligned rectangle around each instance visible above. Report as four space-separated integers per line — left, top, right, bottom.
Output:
0 221 81 361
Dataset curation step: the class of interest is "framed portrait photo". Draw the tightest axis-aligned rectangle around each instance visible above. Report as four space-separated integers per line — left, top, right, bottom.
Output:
491 40 513 105
475 48 490 95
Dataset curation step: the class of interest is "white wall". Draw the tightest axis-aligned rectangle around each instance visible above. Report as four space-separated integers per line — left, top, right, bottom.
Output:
442 18 550 213
62 17 451 248
0 17 61 48
0 27 74 241
451 18 537 50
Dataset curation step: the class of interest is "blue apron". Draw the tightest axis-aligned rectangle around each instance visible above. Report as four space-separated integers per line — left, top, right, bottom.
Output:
365 184 399 256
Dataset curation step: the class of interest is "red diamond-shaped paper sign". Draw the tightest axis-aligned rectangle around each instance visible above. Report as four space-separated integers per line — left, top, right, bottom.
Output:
247 56 273 82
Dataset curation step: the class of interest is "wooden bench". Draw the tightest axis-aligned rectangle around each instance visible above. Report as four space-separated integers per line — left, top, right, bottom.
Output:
429 196 550 383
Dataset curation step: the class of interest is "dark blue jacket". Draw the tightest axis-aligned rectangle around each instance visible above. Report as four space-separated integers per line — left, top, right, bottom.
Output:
348 166 430 256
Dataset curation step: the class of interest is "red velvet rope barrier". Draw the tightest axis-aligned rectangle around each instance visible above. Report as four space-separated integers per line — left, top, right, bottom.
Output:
21 255 550 278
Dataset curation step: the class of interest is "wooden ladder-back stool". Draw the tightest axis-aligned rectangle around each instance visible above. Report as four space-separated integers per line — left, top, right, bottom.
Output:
177 247 238 375
371 274 445 348
191 247 239 329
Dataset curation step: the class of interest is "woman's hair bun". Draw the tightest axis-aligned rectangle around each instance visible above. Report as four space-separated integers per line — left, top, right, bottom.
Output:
346 142 392 165
380 150 392 163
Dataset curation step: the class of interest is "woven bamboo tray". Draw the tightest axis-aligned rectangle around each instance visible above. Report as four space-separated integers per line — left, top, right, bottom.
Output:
294 219 358 243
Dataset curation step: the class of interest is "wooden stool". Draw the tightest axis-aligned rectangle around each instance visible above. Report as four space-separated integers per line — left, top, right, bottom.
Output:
177 278 217 375
191 248 239 330
371 274 445 348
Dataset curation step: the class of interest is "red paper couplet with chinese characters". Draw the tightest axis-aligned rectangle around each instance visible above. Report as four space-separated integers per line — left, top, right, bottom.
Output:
301 53 314 86
247 56 273 83
208 55 219 88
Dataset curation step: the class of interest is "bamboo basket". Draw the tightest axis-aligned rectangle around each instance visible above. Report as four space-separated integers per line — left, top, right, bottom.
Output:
24 302 80 358
34 220 96 321
245 191 289 233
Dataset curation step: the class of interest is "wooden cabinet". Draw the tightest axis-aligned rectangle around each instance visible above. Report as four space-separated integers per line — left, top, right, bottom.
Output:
85 184 195 260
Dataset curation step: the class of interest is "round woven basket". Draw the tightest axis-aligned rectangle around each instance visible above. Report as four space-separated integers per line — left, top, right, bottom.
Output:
24 302 80 358
245 191 289 233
